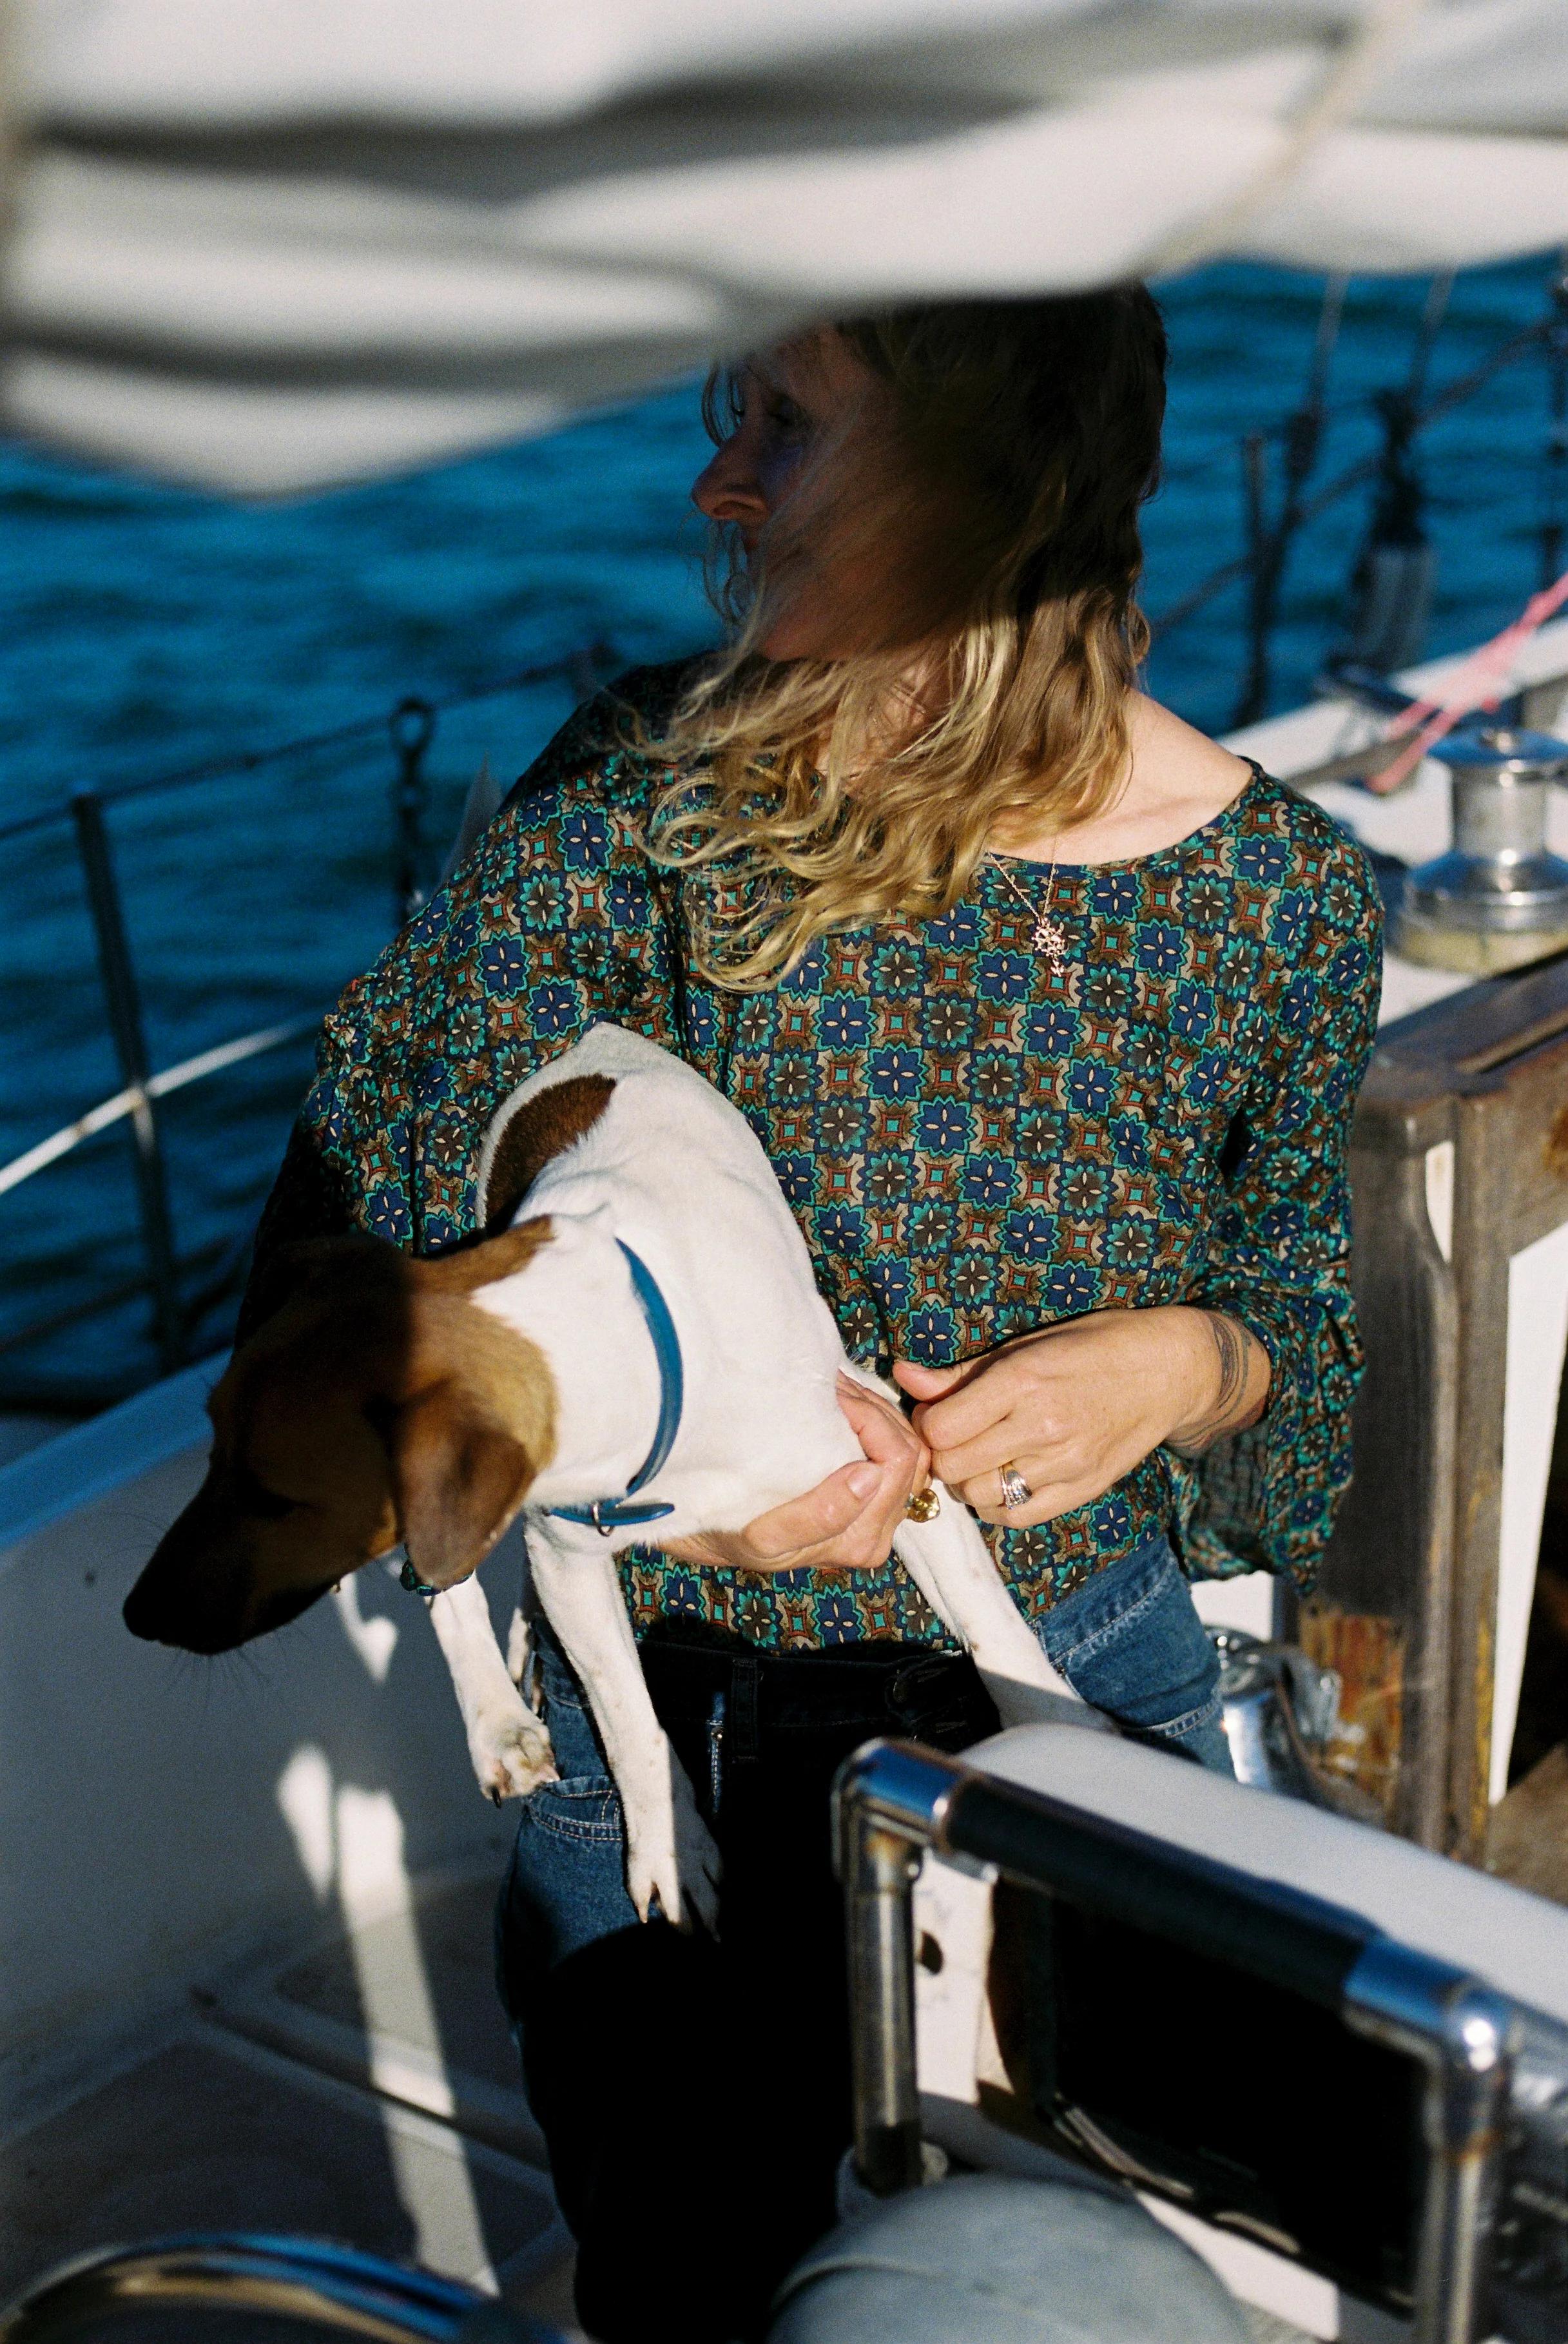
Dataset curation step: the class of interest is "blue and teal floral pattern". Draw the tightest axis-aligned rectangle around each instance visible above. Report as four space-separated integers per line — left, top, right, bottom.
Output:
247 664 1382 1650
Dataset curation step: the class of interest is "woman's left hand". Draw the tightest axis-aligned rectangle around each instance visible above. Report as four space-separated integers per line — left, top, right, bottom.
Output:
892 1306 1266 1528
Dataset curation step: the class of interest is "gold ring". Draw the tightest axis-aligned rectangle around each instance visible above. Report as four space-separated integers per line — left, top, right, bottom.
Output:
905 1486 941 1523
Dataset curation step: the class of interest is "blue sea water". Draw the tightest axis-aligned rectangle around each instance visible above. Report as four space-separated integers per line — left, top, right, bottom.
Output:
1 256 1562 1405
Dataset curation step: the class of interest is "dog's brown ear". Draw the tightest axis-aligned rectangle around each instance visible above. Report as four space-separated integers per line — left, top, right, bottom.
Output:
392 1382 536 1589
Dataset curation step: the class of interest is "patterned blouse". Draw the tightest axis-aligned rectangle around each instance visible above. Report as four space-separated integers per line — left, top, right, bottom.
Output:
247 662 1382 1652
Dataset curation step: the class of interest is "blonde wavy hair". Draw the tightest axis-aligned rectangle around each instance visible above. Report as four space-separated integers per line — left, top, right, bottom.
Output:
642 288 1167 989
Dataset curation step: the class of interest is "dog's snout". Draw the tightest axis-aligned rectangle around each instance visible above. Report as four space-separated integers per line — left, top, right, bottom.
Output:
121 1573 165 1643
124 1481 264 1654
123 1554 243 1653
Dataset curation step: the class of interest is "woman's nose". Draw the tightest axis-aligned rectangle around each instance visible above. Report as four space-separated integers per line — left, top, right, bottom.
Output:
692 436 769 529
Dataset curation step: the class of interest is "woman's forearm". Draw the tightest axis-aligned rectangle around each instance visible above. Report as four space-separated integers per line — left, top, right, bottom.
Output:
1165 1308 1271 1455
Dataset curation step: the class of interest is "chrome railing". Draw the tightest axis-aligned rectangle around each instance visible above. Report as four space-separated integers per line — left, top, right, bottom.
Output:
833 1738 1568 2344
0 645 621 1402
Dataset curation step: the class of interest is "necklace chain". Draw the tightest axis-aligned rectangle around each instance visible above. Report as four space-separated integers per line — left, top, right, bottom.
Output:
986 851 1069 976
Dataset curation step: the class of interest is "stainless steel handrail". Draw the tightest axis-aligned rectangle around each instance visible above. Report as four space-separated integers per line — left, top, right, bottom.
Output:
0 2235 559 2344
0 640 634 1395
0 1016 320 1199
831 1736 1568 2344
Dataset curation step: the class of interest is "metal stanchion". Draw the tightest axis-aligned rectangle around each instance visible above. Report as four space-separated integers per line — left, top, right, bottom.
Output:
844 1819 924 2194
831 1738 1568 2341
835 1743 958 2196
70 791 184 1374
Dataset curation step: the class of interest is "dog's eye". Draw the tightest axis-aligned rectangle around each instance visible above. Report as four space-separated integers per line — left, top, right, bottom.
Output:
233 1461 300 1521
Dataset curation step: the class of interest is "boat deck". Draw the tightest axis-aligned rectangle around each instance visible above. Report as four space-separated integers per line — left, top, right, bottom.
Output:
3 1390 1563 2344
1 1850 1314 2344
0 1871 585 2338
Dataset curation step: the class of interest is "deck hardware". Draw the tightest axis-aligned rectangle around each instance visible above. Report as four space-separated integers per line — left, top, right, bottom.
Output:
0 2233 532 2344
1396 726 1568 974
1208 1626 1355 1808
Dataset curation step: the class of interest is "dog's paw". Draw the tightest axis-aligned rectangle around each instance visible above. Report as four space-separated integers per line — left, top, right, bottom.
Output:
467 1696 557 1805
624 1825 677 1930
625 1759 723 1933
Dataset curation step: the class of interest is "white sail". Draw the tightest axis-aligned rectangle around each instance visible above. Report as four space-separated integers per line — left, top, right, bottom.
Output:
3 0 1567 490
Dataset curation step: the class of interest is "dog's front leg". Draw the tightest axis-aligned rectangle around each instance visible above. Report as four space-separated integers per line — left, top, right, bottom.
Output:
527 1533 721 1932
893 1503 1112 1732
427 1578 558 1803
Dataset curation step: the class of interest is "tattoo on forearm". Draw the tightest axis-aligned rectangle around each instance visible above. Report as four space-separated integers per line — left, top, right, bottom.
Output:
1208 1310 1248 1422
1170 1310 1268 1454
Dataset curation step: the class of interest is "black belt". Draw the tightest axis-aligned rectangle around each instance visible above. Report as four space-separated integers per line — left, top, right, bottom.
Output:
637 1632 996 1751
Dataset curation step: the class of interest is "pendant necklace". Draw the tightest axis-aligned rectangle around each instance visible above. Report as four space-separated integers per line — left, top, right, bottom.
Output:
986 848 1069 976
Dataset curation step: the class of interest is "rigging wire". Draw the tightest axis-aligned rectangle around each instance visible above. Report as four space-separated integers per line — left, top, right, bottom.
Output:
1230 272 1348 726
1539 255 1568 592
1149 309 1553 646
1406 271 1455 407
1331 273 1454 679
0 642 619 848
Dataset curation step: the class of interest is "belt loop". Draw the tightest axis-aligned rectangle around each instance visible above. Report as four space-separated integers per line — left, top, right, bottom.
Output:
730 1653 760 1761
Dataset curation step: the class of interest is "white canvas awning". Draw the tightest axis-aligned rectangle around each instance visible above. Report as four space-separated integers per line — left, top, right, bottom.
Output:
4 0 1568 494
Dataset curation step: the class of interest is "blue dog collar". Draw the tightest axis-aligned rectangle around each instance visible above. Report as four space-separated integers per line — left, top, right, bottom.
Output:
401 1238 684 1595
543 1239 684 1537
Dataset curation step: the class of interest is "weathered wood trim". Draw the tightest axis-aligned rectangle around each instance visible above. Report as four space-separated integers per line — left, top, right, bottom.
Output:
1446 1088 1515 1859
1313 1112 1457 1845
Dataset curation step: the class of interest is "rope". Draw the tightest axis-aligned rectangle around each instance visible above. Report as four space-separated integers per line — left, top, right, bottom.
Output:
1149 0 1432 278
1360 564 1568 794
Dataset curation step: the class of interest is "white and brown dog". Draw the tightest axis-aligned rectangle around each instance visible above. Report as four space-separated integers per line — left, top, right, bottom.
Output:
125 1024 1081 1928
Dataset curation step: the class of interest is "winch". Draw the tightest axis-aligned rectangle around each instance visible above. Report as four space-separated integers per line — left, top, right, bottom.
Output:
1394 723 1568 974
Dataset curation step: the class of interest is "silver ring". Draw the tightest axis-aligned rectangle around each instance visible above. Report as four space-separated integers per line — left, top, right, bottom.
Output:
998 1464 1032 1511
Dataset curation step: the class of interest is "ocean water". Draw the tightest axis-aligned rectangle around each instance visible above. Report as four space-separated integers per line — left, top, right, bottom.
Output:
2 256 1562 1406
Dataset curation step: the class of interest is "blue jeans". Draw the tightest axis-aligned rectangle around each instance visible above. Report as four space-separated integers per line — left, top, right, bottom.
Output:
1037 1533 1232 1774
494 1533 1230 2339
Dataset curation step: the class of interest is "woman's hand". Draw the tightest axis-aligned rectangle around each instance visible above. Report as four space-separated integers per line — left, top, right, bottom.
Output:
660 1375 928 1575
893 1306 1268 1528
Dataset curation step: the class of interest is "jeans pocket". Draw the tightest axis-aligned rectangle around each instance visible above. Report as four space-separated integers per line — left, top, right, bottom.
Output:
525 1773 624 1846
500 1772 638 1987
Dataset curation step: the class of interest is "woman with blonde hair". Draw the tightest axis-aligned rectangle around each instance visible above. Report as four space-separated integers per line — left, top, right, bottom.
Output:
243 287 1381 2339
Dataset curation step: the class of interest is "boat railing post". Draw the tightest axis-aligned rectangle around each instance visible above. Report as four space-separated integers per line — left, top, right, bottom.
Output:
70 790 185 1375
1345 1942 1517 2344
846 1816 923 2195
1234 430 1273 728
835 1742 962 2197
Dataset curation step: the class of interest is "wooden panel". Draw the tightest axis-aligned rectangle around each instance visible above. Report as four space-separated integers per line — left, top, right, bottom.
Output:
1447 1086 1518 1858
1313 1128 1457 1844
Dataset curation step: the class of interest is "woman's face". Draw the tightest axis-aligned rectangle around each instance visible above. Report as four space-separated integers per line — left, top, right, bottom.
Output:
690 331 901 661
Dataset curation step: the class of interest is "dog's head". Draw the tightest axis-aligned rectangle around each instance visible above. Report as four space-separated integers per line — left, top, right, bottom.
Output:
123 1223 557 1654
